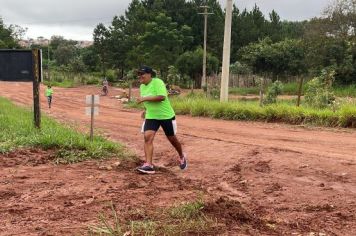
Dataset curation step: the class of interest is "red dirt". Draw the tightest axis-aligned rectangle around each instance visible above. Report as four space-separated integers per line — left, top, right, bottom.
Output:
1 82 356 235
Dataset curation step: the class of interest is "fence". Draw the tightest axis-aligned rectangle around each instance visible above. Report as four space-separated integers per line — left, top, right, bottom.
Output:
207 73 301 88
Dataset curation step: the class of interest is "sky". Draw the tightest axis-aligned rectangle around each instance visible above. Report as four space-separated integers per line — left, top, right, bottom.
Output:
0 0 332 41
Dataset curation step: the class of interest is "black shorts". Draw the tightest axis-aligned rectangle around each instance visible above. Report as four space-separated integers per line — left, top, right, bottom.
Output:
141 116 177 136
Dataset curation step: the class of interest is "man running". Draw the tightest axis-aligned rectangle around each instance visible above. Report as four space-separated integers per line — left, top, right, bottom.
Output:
136 65 187 174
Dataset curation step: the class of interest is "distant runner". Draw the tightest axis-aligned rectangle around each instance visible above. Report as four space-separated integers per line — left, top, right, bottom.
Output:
136 65 187 174
45 85 53 108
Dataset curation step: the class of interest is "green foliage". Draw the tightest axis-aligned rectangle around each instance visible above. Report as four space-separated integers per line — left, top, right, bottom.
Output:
69 57 87 73
169 199 205 220
209 86 221 99
89 199 213 236
105 69 117 82
90 1 307 84
175 47 219 88
333 84 356 97
81 46 100 71
305 69 336 108
93 23 111 75
0 17 21 48
230 61 252 75
239 37 306 79
166 65 181 86
135 13 193 75
53 43 78 66
168 95 356 128
263 80 283 105
0 98 130 162
125 69 137 81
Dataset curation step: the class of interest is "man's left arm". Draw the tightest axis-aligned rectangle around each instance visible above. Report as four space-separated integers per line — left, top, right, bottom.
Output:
137 95 165 104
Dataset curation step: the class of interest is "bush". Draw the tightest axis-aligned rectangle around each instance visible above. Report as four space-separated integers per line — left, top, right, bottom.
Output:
208 86 220 99
106 69 117 83
305 69 336 108
263 80 283 105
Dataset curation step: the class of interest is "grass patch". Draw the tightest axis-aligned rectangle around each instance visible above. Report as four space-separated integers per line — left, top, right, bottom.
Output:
88 199 217 236
229 82 304 96
0 97 132 163
229 83 356 97
169 96 356 128
333 84 356 97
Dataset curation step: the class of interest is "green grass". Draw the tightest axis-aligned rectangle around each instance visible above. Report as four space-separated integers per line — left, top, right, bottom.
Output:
88 199 216 236
229 83 356 97
169 96 356 128
0 97 131 163
333 84 356 97
229 82 304 96
43 70 104 88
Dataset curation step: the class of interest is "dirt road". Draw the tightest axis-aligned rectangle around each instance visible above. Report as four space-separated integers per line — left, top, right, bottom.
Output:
1 82 356 235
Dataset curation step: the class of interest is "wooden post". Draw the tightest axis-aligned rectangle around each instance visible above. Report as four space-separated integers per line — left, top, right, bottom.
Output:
90 95 94 141
259 77 264 107
128 80 132 102
297 77 304 107
32 49 41 129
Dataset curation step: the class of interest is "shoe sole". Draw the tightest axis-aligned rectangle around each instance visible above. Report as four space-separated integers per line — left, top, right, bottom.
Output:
137 168 155 174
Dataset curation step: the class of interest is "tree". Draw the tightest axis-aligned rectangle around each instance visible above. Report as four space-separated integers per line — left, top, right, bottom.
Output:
93 23 111 76
323 0 356 38
81 46 100 71
175 47 219 88
69 57 87 74
53 44 77 65
134 13 193 76
0 17 21 48
303 0 356 84
239 38 306 80
109 16 129 78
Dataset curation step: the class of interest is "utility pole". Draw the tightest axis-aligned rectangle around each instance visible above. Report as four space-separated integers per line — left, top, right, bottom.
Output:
199 5 213 89
47 39 50 81
220 0 233 102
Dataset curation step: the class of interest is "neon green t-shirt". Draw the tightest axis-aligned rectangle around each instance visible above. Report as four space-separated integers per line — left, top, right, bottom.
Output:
140 78 175 120
45 88 53 97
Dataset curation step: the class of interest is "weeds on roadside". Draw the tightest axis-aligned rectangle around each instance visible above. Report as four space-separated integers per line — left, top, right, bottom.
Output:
0 97 131 162
88 199 217 236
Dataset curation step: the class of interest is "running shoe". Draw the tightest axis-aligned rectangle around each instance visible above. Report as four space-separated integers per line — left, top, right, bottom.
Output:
179 154 188 170
137 163 155 174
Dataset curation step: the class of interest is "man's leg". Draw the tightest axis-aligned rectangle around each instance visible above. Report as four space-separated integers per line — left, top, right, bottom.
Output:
166 135 184 158
144 130 156 165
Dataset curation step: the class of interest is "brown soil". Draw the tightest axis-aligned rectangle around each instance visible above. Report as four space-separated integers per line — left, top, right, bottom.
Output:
1 82 356 235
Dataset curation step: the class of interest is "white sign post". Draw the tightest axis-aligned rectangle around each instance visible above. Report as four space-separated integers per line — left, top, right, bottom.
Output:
86 95 99 141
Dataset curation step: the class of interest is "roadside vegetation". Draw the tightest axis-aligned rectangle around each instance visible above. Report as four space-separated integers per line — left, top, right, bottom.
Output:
0 97 131 163
126 70 356 128
170 97 356 128
88 199 218 236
